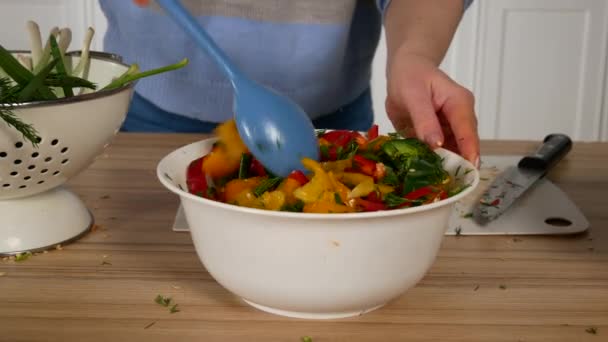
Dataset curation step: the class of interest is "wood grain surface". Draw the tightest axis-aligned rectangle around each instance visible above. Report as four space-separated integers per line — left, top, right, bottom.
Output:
1 133 606 342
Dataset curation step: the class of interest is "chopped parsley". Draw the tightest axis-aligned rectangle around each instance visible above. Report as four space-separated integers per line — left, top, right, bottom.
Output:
14 252 32 262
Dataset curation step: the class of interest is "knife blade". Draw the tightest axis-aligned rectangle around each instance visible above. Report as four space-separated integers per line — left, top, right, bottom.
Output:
473 133 572 225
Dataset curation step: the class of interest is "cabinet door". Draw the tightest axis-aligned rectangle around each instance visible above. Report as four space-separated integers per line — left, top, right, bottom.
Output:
476 0 608 141
0 0 105 51
372 0 608 141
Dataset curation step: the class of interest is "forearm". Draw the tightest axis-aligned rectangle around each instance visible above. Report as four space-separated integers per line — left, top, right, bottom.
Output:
384 0 464 68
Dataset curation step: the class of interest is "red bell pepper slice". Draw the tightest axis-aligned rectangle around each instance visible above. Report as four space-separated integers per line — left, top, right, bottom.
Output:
404 186 434 200
367 124 379 140
358 198 387 212
353 155 376 176
320 130 365 148
321 130 355 147
249 158 267 177
186 156 209 197
288 170 309 185
364 190 383 203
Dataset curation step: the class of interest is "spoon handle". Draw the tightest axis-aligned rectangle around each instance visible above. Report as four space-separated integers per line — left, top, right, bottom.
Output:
155 0 241 82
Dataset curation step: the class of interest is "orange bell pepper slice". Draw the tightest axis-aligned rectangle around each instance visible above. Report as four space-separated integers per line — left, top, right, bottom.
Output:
223 177 264 204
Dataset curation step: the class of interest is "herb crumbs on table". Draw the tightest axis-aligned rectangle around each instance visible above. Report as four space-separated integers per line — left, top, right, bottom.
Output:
155 295 172 307
499 284 507 290
301 337 313 342
14 252 32 262
473 284 480 291
586 327 597 335
144 321 156 329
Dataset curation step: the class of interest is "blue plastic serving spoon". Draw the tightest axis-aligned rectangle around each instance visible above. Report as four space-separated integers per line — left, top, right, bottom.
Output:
155 0 319 176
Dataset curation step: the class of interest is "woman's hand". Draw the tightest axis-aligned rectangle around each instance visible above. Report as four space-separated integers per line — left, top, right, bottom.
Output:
382 0 480 167
385 50 479 167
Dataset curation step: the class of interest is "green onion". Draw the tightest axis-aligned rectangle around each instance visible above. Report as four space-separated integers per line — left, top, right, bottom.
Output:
49 34 72 97
44 74 96 90
238 153 252 179
253 177 282 197
103 58 189 91
17 58 58 102
0 44 34 86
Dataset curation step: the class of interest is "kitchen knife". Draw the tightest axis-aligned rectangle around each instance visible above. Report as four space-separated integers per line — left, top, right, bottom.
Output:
473 133 572 225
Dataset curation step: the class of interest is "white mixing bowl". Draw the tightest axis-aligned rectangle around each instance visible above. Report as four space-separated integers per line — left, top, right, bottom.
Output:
158 137 479 319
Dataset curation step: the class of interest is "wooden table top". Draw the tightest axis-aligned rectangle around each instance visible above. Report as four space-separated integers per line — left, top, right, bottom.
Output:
1 133 607 342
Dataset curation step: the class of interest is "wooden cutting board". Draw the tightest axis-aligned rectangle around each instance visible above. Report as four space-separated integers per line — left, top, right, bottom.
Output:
173 155 589 235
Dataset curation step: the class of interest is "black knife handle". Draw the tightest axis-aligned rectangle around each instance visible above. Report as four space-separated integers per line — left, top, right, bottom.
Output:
518 133 572 170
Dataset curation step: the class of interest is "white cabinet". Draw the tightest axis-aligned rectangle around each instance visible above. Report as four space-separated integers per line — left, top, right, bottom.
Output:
373 0 608 141
2 0 608 141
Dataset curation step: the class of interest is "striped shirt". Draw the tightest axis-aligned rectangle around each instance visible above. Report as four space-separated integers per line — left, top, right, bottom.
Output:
100 0 471 125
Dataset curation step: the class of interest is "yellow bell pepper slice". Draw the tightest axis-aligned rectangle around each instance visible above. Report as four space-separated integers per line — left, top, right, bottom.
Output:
294 158 332 203
303 191 355 213
336 172 374 187
376 184 395 195
328 171 351 205
348 176 375 199
260 190 286 211
321 159 352 173
277 177 301 205
233 189 264 209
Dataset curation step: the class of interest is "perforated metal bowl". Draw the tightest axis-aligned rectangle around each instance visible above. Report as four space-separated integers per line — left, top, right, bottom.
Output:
0 51 134 255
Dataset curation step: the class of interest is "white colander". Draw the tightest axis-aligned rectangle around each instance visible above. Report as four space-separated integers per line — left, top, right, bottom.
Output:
0 52 133 255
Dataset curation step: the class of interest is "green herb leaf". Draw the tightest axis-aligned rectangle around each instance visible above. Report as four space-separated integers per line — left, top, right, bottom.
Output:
169 304 180 314
154 294 171 307
14 251 32 262
0 78 40 145
253 177 282 197
280 200 304 212
205 186 217 198
454 165 462 177
379 165 399 186
463 212 473 218
383 192 406 208
334 192 344 205
319 145 330 160
301 337 313 342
